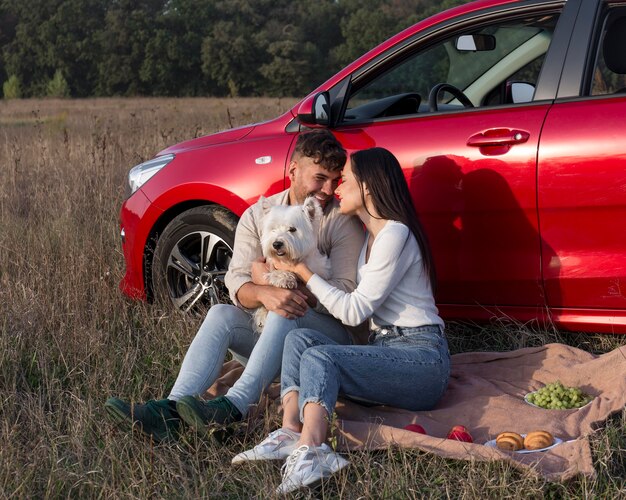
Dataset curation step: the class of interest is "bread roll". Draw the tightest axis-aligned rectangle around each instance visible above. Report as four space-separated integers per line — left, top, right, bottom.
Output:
524 430 554 450
495 431 524 451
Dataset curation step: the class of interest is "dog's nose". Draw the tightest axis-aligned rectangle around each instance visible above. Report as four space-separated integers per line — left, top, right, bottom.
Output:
272 241 283 249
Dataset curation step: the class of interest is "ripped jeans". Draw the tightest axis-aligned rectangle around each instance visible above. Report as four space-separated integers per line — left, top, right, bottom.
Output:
280 325 450 422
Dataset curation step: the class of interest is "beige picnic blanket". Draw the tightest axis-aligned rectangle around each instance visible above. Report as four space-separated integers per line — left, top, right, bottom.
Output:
208 343 626 481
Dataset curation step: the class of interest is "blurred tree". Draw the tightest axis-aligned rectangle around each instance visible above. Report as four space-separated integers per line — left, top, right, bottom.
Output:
140 0 219 96
1 0 61 96
0 0 18 88
332 0 436 67
1 0 105 97
43 0 106 97
2 74 21 98
201 0 345 97
201 0 278 96
298 1 346 85
96 0 164 95
332 0 398 67
0 0 470 97
259 1 345 96
259 35 320 96
46 69 71 97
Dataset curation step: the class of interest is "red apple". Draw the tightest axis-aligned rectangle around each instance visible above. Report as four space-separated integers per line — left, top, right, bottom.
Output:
446 425 473 443
404 424 427 434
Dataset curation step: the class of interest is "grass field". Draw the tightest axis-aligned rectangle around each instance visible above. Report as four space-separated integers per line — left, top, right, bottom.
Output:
0 98 624 498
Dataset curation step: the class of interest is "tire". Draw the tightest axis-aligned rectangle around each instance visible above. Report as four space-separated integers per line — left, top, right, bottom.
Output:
152 205 238 314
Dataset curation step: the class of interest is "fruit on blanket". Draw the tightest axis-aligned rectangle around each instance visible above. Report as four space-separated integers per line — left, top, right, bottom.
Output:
404 424 426 434
496 431 524 451
526 381 592 409
446 425 473 442
524 430 554 450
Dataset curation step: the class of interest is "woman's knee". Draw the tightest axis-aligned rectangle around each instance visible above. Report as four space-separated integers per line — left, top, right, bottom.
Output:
283 329 311 357
300 345 337 373
284 328 328 353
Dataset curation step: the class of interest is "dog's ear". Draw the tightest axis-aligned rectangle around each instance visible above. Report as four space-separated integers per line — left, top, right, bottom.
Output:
302 196 322 222
258 196 272 215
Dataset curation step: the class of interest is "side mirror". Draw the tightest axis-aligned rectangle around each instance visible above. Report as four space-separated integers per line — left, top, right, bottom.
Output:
456 34 496 51
296 91 331 127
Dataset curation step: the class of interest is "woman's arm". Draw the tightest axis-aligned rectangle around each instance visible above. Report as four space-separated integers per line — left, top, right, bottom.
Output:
281 223 418 326
272 260 313 281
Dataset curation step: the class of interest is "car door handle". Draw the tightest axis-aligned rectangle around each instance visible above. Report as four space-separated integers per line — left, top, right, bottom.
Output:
467 129 530 147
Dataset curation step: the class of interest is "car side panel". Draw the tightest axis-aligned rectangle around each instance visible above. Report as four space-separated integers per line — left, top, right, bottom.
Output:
538 97 626 313
141 135 294 211
333 104 548 309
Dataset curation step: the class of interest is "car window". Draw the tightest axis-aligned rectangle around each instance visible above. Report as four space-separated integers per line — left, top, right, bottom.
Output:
590 10 626 96
344 14 559 122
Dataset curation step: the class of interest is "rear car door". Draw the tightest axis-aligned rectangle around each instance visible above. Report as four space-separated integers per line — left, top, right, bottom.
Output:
329 0 577 322
538 0 626 332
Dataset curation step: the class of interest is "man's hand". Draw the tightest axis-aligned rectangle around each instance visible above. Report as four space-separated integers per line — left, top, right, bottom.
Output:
251 257 270 285
297 283 318 308
260 287 309 319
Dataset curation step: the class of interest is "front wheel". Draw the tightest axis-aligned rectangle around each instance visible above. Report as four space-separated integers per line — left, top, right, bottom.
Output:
152 206 237 313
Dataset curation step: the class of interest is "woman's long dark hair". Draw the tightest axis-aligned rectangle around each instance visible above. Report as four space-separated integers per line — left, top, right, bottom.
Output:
350 147 436 291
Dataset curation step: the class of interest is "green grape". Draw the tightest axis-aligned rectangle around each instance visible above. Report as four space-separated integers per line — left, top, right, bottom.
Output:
527 381 592 409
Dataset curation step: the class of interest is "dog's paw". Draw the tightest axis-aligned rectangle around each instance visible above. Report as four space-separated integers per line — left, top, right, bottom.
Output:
266 270 298 289
253 307 268 333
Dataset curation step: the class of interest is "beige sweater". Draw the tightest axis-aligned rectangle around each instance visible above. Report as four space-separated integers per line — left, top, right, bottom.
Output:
225 189 365 317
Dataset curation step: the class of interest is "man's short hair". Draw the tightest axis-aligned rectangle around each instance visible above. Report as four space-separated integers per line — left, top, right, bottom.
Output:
291 129 347 172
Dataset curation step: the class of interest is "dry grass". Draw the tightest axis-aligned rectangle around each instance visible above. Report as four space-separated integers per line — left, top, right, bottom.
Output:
0 98 624 498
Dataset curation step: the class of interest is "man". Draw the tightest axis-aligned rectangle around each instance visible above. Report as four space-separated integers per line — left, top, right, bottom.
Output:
105 130 365 442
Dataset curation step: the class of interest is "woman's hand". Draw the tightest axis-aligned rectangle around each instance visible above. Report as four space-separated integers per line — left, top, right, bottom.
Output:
273 260 314 284
272 259 297 273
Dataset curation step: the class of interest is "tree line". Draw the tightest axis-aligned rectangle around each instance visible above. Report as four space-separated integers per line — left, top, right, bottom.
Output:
0 0 466 98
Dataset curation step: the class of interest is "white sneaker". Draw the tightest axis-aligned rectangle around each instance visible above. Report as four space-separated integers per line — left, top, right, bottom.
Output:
276 443 350 494
231 428 301 464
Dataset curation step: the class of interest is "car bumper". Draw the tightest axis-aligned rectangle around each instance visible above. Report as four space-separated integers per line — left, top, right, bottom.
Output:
119 188 163 300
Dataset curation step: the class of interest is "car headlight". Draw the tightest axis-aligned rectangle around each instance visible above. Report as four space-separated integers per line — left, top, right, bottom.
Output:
127 154 175 197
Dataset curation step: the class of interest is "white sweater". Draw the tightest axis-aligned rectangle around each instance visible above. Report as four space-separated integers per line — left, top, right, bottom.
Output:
307 220 444 329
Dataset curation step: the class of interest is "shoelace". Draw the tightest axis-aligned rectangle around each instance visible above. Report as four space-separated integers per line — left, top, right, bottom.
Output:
281 445 310 479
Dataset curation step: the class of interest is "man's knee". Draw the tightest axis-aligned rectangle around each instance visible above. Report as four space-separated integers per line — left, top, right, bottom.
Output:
203 304 246 324
261 312 300 343
197 304 247 339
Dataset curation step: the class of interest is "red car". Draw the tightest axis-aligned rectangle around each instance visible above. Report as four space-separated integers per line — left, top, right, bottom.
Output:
119 0 626 334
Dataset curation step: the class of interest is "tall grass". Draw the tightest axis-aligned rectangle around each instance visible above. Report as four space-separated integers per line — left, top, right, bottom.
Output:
0 98 624 498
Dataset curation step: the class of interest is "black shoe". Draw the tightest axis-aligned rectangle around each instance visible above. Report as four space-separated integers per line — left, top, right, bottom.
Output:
105 397 181 443
176 395 242 438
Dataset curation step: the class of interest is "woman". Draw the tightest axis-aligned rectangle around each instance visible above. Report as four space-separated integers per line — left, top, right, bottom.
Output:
233 148 450 494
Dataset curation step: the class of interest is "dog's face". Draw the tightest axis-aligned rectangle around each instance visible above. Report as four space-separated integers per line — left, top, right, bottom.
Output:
260 197 323 263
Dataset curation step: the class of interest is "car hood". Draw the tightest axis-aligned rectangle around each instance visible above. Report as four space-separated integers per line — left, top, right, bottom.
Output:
158 124 255 155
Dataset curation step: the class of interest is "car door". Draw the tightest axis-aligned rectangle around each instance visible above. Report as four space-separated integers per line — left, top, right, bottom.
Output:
328 1 576 321
538 0 626 332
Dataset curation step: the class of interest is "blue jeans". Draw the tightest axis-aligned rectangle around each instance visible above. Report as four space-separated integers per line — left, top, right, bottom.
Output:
168 304 351 416
280 326 450 421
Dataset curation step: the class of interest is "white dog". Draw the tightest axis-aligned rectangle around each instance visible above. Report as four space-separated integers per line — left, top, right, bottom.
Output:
254 196 332 331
